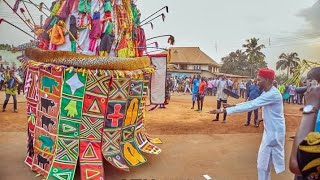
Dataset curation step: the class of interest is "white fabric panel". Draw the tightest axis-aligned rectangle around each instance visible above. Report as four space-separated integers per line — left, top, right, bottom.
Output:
150 56 167 104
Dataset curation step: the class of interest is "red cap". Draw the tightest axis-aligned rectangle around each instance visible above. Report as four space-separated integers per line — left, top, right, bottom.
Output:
258 68 275 80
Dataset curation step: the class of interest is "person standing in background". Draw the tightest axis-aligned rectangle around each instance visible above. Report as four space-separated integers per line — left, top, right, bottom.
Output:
212 75 229 122
213 77 218 96
191 75 200 109
207 78 213 96
2 70 19 113
232 80 239 96
240 80 246 98
244 79 262 127
246 79 252 99
289 85 296 104
196 77 207 112
184 76 192 95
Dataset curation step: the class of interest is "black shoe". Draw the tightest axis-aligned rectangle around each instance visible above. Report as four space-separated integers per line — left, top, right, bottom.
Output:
244 123 250 126
212 119 219 121
191 107 194 109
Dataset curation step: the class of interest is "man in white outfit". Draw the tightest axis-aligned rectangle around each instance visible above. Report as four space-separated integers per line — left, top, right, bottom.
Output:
211 68 285 180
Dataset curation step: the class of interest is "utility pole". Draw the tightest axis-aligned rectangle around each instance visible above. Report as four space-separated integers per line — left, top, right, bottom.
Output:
269 38 271 47
215 41 218 53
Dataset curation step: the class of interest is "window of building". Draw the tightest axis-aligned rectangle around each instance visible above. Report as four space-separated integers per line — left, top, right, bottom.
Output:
193 65 201 70
180 64 187 70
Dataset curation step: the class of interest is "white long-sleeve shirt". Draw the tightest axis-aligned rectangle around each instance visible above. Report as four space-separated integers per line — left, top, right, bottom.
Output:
226 86 285 173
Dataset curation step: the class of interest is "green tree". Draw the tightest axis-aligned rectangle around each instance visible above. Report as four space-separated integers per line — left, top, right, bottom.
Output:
242 38 267 78
276 52 300 78
220 49 250 76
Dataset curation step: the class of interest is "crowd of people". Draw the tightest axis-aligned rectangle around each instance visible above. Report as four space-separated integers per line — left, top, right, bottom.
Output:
166 73 308 126
165 67 320 180
0 64 24 113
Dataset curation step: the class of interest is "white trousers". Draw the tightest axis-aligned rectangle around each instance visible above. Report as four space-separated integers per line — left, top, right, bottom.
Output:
184 85 191 93
258 168 271 180
258 154 272 180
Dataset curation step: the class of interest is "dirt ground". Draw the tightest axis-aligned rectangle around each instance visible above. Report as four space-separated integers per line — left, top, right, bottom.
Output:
0 91 302 180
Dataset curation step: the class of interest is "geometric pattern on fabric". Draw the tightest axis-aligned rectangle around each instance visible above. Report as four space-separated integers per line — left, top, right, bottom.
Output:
55 138 79 163
82 93 108 117
134 118 161 155
109 78 130 100
25 101 37 167
80 116 104 140
31 67 63 177
79 73 109 180
85 71 110 95
48 161 75 180
120 77 147 167
24 66 40 168
142 74 150 98
47 71 87 180
102 129 121 156
121 125 135 142
24 66 40 101
57 119 81 138
102 128 129 171
79 140 103 162
82 164 104 180
128 80 143 97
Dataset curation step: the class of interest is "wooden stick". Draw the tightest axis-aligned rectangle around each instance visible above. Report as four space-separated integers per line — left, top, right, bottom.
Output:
3 0 33 30
0 19 35 39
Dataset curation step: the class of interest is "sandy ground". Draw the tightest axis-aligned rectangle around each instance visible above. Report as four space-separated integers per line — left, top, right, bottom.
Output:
0 91 303 180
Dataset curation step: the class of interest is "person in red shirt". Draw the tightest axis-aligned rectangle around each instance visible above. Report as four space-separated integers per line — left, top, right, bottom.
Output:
197 77 207 112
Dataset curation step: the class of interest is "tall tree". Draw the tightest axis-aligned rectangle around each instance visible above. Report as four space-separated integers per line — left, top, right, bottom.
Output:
242 38 267 77
220 49 250 76
276 52 300 78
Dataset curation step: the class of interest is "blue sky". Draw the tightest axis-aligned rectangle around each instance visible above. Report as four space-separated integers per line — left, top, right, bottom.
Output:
0 0 319 71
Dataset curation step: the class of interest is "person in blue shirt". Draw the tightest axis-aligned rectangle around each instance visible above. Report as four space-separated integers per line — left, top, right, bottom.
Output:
244 79 262 127
191 75 200 109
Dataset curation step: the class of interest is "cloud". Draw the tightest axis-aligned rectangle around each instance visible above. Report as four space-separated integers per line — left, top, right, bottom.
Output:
298 0 320 33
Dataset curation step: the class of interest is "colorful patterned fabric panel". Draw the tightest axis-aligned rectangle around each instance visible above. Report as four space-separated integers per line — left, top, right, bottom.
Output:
120 78 147 166
102 78 130 171
24 66 40 167
32 67 63 177
46 71 87 180
79 72 111 180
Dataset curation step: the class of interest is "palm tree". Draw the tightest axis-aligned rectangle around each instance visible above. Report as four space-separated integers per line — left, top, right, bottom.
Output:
276 52 300 78
243 38 266 77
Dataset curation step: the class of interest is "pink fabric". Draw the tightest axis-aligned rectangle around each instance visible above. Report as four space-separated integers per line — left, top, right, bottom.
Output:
89 12 102 40
137 26 146 57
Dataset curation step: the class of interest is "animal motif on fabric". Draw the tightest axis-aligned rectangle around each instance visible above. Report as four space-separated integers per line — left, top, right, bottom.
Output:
41 97 56 113
41 115 55 130
38 135 54 152
37 154 50 169
41 76 59 93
